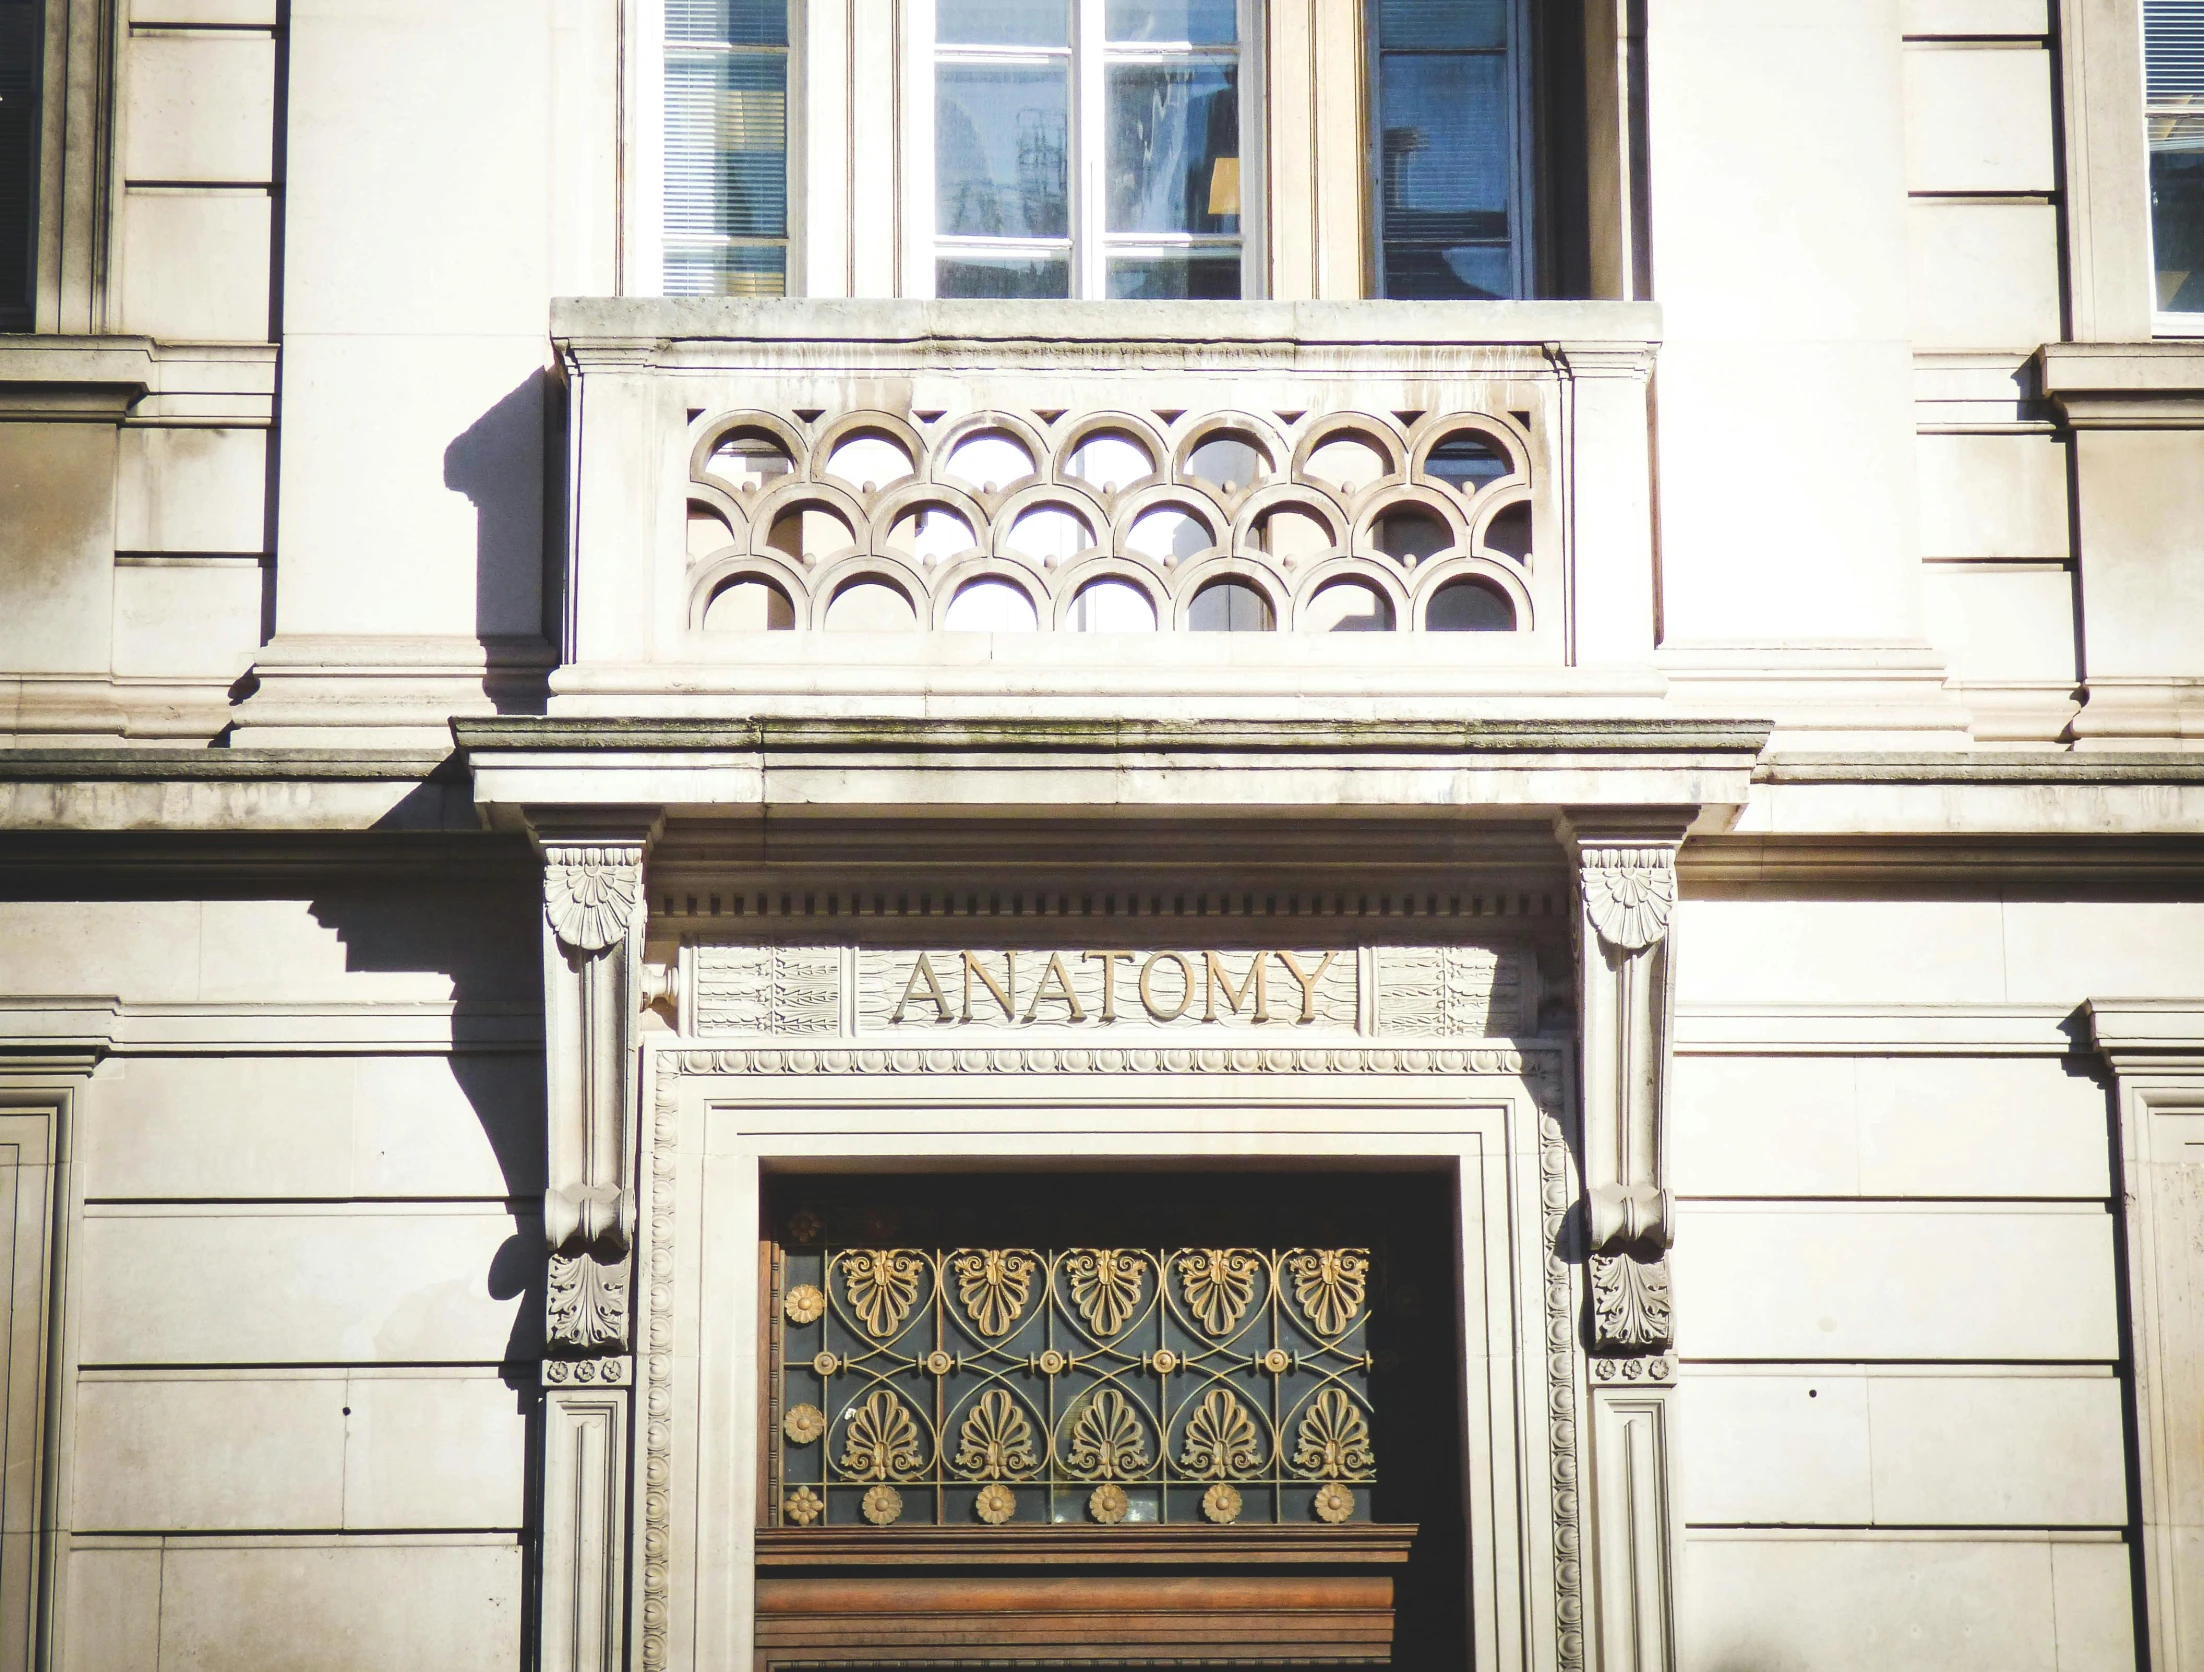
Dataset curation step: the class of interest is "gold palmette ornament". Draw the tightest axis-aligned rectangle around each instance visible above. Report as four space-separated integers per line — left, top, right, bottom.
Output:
1288 1249 1370 1336
1064 1248 1147 1336
839 1249 923 1337
1063 1388 1151 1481
954 1390 1038 1480
953 1248 1036 1336
839 1390 927 1480
1177 1248 1260 1334
1292 1389 1375 1480
1179 1389 1266 1479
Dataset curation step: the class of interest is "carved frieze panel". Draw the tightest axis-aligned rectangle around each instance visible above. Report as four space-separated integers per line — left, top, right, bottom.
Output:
688 941 1537 1039
1373 943 1530 1037
694 945 840 1035
857 947 1359 1032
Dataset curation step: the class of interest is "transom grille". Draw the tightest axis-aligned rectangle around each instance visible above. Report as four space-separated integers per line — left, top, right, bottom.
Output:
774 1241 1376 1528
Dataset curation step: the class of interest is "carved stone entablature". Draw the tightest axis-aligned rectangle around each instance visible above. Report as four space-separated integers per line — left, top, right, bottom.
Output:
682 402 1544 638
1577 845 1676 953
685 941 1540 1040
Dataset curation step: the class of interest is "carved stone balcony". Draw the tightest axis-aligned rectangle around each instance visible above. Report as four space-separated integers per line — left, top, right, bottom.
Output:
551 299 1662 718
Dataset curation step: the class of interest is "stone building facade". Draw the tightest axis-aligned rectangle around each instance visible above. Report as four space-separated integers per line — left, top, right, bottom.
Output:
3 1 2204 1669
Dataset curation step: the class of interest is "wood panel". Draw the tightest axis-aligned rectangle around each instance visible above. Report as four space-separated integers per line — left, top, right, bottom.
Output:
754 1524 1412 1667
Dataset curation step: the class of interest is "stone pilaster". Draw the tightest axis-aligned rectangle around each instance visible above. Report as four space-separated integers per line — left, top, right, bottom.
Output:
532 808 661 1672
1559 810 1690 1672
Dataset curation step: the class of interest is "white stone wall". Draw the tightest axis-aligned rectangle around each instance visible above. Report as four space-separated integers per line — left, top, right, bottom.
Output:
5 887 544 1672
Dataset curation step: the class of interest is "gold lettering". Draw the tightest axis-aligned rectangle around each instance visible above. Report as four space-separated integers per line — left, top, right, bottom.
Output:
1083 951 1136 1021
1025 952 1087 1021
1272 950 1338 1023
962 951 1016 1022
1203 951 1269 1022
1138 951 1195 1021
890 952 952 1022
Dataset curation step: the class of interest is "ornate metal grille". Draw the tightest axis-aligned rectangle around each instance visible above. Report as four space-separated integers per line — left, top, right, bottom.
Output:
773 1242 1376 1528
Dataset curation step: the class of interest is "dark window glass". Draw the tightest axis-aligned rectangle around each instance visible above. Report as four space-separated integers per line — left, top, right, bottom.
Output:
1188 577 1274 631
1426 577 1515 631
1106 252 1240 299
0 0 40 329
2146 0 2204 313
1376 0 1518 299
1425 432 1510 492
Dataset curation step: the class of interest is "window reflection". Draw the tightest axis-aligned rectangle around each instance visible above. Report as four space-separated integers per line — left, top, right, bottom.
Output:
1108 65 1240 235
937 66 1071 240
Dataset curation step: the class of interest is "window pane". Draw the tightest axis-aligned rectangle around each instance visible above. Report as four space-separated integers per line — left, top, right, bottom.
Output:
937 64 1071 238
1106 252 1242 298
1382 241 1509 300
1107 63 1240 234
665 243 788 297
666 0 786 45
937 253 1073 297
2154 118 2204 312
939 0 1070 47
665 50 789 241
1378 0 1506 50
2147 0 2204 312
1106 0 1237 45
0 0 37 328
1378 51 1511 298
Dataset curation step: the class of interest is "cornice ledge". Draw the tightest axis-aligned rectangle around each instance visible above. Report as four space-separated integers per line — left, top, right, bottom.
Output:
0 336 156 419
455 714 1773 760
1760 751 2204 785
0 747 456 783
0 997 121 1073
2087 998 2204 1065
2039 341 2204 429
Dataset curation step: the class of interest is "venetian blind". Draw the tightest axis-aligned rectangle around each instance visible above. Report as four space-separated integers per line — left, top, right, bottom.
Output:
1373 0 1522 300
663 0 788 296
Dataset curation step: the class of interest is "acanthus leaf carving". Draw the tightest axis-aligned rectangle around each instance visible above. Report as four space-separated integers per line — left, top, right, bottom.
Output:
1578 846 1676 953
544 843 645 953
548 1250 631 1350
1589 1251 1673 1351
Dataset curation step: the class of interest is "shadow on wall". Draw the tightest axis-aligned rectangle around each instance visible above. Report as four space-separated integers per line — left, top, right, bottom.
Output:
306 839 548 1373
443 368 561 704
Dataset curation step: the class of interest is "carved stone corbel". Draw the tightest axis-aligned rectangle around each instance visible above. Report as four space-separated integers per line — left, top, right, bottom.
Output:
534 809 662 1355
1558 814 1689 1354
